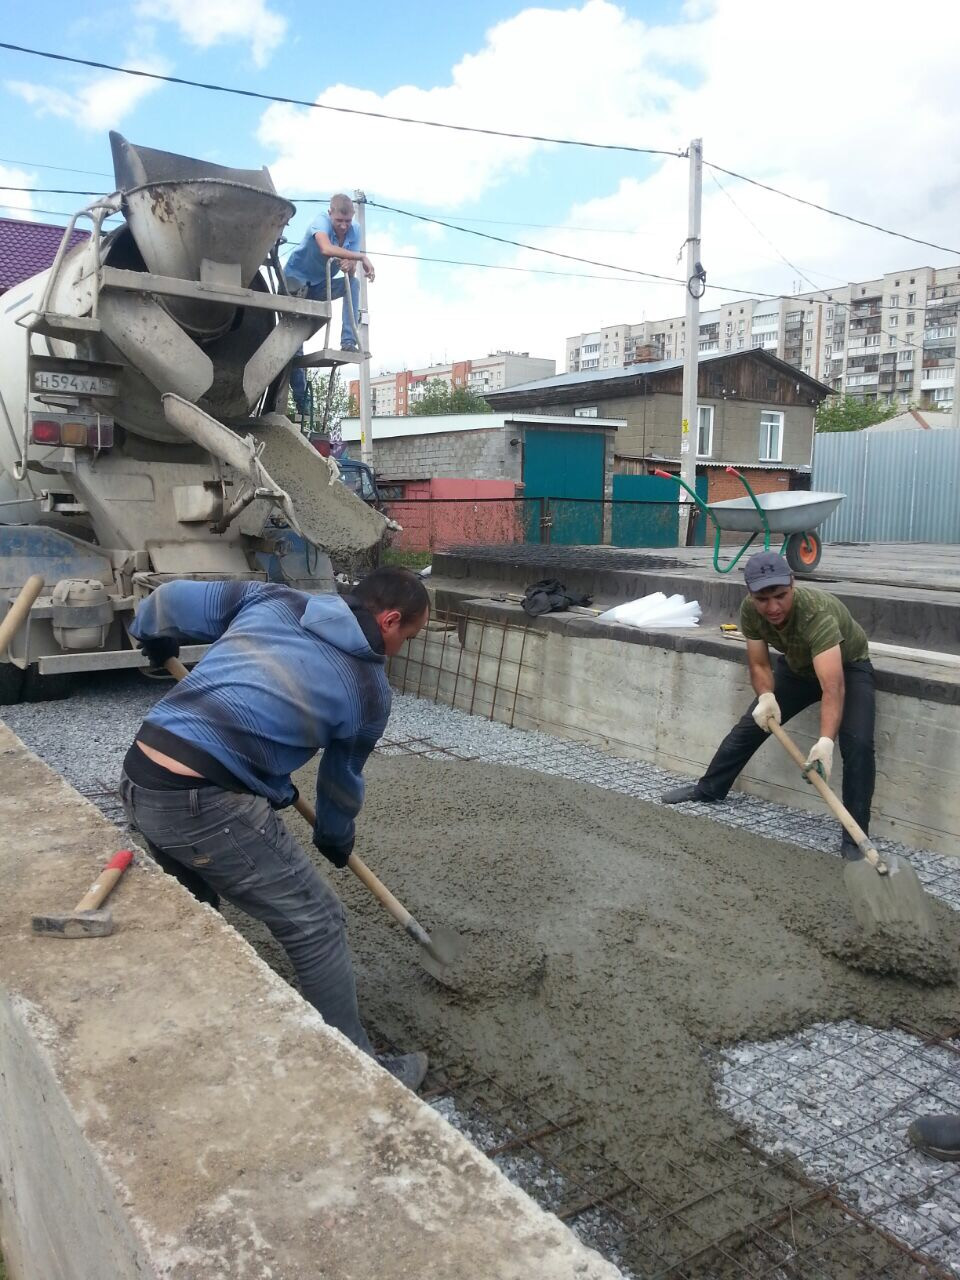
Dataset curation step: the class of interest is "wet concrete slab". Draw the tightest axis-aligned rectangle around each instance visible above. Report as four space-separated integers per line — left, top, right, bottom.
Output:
0 723 621 1280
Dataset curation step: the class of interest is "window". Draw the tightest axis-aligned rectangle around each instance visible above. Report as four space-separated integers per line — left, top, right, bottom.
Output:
738 320 745 333
889 314 898 326
724 339 732 351
696 405 714 457
804 346 812 358
906 312 916 325
737 338 744 349
910 277 915 284
905 332 914 345
725 322 732 335
826 325 833 337
574 406 598 417
602 358 608 367
805 328 813 340
890 294 899 307
889 336 897 348
826 308 834 319
908 292 916 304
759 410 783 461
834 341 843 352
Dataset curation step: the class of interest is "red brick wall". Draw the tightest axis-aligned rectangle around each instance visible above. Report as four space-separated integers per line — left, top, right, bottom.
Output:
706 468 790 504
384 479 522 551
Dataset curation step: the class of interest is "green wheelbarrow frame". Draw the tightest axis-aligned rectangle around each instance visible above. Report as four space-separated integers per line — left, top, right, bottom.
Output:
654 466 819 575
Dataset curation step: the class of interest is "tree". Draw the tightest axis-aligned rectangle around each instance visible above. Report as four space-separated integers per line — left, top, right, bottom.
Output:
815 395 900 433
289 370 353 433
409 378 493 416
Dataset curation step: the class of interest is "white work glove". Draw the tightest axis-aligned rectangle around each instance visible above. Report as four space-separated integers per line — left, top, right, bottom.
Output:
803 737 835 783
751 691 781 732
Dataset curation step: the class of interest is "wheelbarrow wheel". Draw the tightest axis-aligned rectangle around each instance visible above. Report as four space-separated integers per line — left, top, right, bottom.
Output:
785 530 822 574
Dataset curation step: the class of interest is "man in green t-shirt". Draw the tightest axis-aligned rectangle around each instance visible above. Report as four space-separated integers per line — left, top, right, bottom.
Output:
662 551 876 857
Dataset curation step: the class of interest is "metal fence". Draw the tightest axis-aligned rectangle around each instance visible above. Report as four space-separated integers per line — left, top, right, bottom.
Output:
813 429 960 543
381 496 706 553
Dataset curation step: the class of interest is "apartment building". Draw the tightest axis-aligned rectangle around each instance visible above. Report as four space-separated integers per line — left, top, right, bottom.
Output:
349 351 556 417
567 262 960 409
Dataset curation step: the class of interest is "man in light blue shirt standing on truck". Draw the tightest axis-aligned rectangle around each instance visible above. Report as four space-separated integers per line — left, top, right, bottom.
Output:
285 193 375 413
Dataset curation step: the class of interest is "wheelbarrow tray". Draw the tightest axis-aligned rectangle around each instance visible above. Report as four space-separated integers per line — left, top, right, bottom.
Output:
707 490 845 535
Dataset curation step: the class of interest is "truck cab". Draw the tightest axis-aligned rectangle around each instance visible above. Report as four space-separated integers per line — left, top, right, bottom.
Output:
308 434 382 509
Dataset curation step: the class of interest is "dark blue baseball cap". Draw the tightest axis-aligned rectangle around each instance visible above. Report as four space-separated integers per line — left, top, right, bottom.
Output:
743 551 793 593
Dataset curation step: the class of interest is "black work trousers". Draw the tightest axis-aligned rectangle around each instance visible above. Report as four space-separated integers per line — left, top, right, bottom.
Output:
697 657 876 844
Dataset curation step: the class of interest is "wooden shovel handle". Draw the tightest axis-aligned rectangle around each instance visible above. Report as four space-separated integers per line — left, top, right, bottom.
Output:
291 791 414 929
767 720 885 871
0 574 44 657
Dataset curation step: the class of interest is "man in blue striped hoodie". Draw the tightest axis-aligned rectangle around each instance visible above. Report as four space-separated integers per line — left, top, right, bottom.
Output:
120 567 430 1089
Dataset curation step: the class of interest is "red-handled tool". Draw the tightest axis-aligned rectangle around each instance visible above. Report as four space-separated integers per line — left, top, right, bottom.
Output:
32 850 135 939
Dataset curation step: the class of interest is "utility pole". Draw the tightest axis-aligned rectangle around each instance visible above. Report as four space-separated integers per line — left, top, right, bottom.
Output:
679 138 703 545
354 190 374 468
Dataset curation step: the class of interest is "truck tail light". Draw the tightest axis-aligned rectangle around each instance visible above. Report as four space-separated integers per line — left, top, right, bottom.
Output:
31 417 114 448
32 419 61 445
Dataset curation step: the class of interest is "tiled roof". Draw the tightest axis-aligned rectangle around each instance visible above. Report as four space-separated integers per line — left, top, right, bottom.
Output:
0 217 89 294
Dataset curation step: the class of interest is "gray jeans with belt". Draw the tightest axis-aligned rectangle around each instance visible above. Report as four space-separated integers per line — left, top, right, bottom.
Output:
120 774 373 1055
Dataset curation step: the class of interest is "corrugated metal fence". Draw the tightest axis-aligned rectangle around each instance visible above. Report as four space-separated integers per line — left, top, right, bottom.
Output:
813 428 960 543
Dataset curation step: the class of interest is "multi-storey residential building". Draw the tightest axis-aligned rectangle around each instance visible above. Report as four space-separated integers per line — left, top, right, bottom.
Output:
567 262 960 409
349 351 555 417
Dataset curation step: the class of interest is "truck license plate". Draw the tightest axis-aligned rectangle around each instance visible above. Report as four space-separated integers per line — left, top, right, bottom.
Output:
32 371 118 396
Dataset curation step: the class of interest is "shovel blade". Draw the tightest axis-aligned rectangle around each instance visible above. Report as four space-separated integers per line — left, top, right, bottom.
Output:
843 854 936 935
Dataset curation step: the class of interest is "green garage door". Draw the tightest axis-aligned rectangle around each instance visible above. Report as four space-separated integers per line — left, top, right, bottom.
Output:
523 429 605 545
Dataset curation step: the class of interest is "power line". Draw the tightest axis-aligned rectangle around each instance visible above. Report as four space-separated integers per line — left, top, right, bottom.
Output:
704 160 960 258
0 42 684 160
0 155 112 178
3 41 955 257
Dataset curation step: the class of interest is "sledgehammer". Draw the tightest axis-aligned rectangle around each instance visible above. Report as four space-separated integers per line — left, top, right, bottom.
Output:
32 850 134 939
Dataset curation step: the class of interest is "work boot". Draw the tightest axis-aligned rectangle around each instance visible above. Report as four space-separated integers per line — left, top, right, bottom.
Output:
908 1114 960 1161
661 783 717 805
840 837 864 861
378 1051 429 1092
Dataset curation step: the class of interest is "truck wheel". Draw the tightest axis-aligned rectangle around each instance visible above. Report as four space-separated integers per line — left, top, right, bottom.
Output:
784 531 822 574
21 665 74 703
0 663 25 705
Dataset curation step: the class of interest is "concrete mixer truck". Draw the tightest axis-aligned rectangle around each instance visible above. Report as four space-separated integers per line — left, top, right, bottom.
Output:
0 134 390 703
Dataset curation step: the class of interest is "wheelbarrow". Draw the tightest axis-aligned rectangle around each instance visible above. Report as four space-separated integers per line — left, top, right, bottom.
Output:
654 467 845 575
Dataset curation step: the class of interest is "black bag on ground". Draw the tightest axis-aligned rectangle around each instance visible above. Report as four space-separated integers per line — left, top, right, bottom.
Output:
521 579 593 617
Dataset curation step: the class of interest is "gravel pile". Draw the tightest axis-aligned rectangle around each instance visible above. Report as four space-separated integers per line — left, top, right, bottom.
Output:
716 1021 960 1275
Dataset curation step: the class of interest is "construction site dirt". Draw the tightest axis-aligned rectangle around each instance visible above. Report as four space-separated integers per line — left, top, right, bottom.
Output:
216 752 960 1278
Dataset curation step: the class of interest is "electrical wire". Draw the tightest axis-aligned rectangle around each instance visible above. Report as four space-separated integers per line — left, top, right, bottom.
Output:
2 40 956 255
0 42 684 159
704 160 960 257
0 155 113 178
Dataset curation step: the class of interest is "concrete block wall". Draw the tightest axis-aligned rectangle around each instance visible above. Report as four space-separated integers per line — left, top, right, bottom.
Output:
346 426 512 481
393 610 960 858
0 725 622 1280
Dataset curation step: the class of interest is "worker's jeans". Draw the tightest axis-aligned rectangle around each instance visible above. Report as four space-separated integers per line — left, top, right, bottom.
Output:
119 775 373 1055
696 657 876 844
287 274 361 412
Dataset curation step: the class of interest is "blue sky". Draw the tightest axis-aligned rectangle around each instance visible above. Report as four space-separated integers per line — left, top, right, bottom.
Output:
4 0 960 371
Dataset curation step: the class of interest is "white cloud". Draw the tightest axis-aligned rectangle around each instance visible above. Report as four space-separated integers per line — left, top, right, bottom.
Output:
0 165 39 221
137 0 286 66
258 0 960 373
7 59 164 131
259 0 680 206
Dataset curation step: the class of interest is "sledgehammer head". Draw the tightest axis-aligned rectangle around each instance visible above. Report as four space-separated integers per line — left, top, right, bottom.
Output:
31 850 134 940
31 909 114 939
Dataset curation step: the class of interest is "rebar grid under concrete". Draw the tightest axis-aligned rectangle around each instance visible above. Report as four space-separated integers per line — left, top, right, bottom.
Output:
378 1042 957 1280
716 1020 960 1278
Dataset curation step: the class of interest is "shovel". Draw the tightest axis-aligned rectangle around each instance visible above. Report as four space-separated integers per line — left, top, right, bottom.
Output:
767 720 936 937
162 657 464 981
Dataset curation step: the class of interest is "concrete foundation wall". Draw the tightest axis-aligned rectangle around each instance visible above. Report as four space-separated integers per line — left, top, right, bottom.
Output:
0 725 620 1280
394 609 960 857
